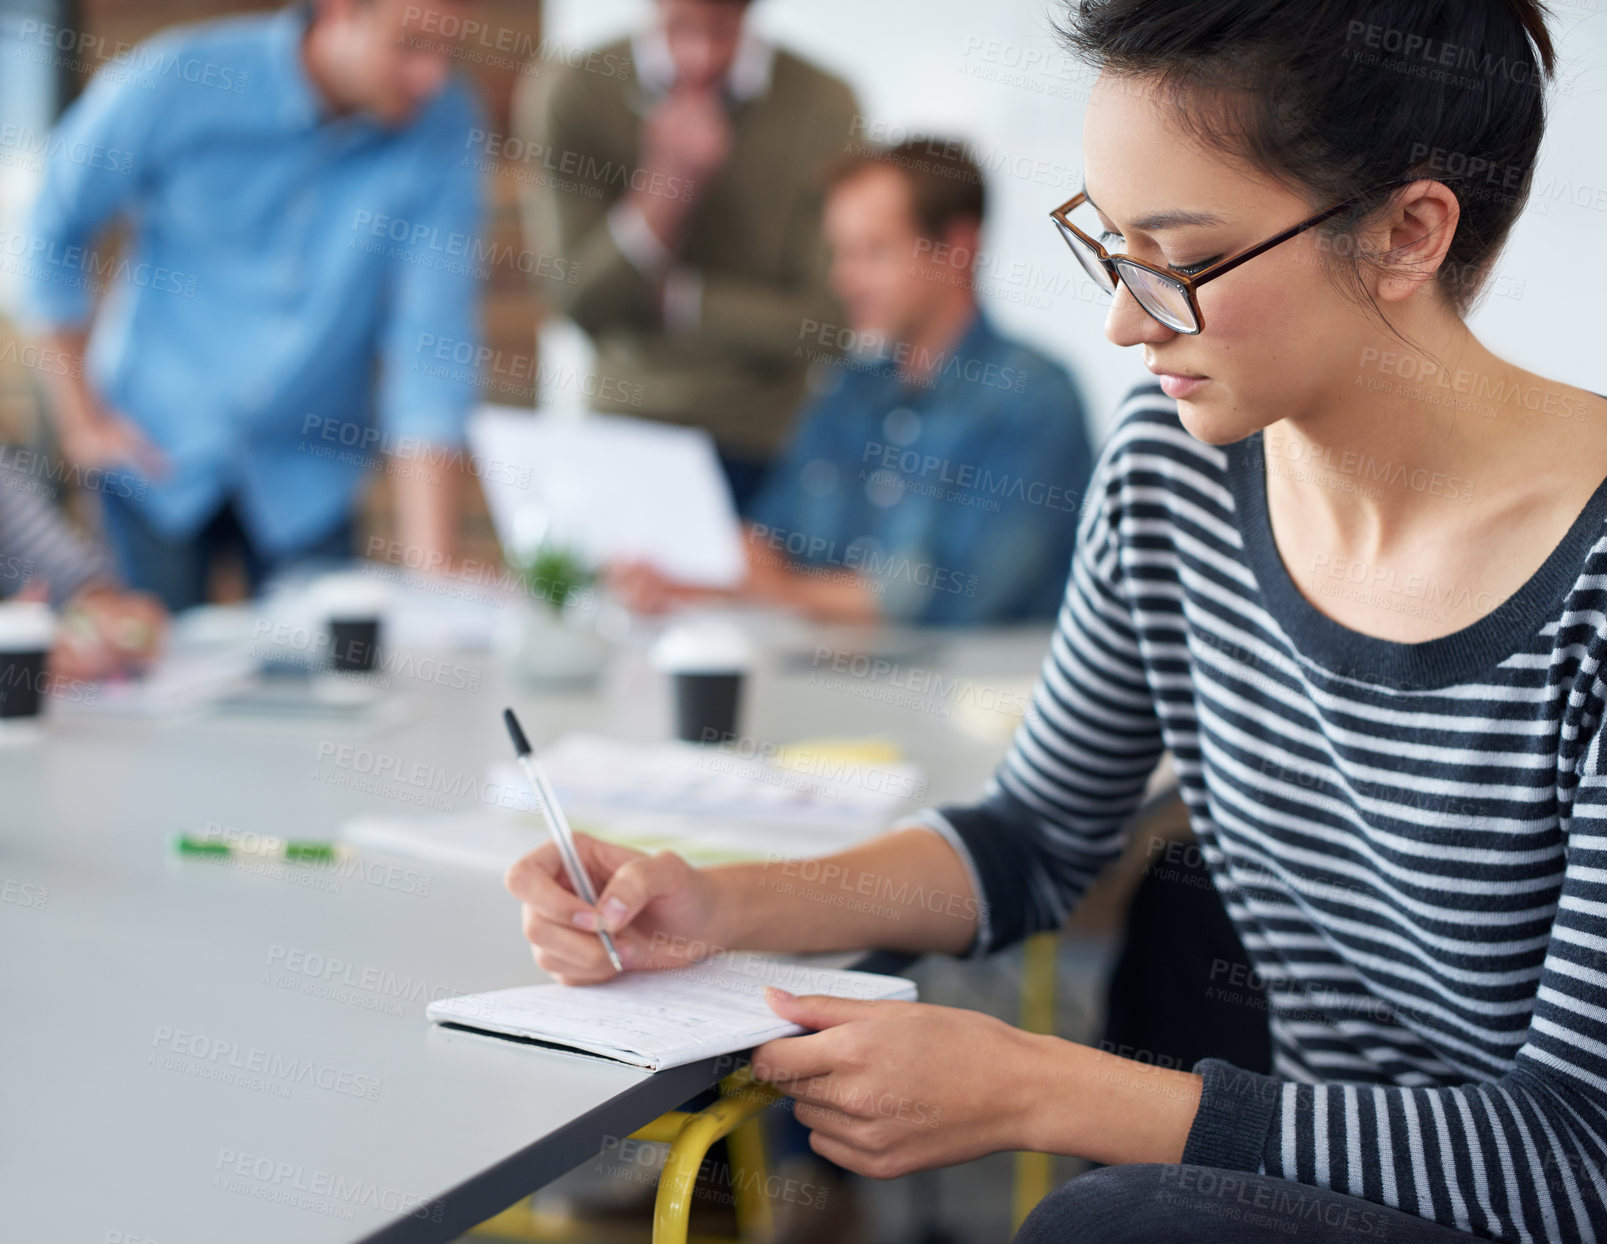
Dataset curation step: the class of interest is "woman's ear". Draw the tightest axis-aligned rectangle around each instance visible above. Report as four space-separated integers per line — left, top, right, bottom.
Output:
1367 178 1462 305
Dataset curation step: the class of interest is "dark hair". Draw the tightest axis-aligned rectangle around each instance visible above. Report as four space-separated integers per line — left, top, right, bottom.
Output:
1057 0 1556 319
826 139 987 240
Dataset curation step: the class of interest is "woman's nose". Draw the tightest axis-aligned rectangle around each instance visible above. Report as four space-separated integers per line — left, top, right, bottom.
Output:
1104 279 1179 349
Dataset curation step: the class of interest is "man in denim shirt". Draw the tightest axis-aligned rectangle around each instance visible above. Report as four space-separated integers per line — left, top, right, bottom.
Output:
17 0 485 609
612 140 1094 625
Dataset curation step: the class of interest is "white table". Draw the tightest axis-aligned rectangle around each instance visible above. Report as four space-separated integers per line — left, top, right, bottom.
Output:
0 619 1052 1243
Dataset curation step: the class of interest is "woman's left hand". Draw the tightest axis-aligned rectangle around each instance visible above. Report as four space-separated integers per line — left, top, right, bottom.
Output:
750 989 1046 1179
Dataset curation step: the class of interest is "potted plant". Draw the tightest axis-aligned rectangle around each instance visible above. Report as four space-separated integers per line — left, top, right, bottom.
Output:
510 545 609 686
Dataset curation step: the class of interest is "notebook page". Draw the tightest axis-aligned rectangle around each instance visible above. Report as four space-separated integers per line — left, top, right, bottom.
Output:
427 953 916 1071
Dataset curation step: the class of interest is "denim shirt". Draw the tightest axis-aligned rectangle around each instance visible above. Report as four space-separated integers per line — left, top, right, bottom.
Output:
17 6 486 554
749 312 1094 625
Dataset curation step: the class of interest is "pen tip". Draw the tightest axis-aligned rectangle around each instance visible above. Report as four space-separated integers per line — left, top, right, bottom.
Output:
503 707 532 756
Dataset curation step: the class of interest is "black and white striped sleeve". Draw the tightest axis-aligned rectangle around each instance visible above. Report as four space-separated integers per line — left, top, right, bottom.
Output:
0 460 108 604
906 428 1167 955
1181 736 1607 1242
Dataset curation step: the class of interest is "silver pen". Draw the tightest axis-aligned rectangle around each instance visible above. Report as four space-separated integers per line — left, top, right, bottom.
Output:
503 708 625 974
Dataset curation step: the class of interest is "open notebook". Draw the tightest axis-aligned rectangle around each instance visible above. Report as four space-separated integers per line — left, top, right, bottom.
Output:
426 953 916 1071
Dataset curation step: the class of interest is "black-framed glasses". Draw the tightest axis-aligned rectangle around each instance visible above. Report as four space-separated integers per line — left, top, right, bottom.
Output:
1049 180 1415 334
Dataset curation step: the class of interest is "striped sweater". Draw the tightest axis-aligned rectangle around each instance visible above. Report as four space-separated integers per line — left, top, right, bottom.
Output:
918 383 1607 1242
0 457 106 604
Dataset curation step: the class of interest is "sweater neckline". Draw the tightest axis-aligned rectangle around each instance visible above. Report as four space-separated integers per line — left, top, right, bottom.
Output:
1223 426 1607 690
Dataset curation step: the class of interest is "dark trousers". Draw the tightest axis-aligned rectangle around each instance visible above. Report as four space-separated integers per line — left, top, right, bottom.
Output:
1016 1163 1473 1242
101 493 353 612
1100 832 1273 1075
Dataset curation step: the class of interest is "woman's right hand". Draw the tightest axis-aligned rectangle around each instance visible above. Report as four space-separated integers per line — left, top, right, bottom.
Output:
504 833 725 984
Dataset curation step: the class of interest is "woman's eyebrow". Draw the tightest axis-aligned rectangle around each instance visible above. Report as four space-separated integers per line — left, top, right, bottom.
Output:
1083 188 1225 232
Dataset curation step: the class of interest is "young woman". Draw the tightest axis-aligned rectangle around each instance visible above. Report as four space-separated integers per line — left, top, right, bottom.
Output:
506 1 1606 1238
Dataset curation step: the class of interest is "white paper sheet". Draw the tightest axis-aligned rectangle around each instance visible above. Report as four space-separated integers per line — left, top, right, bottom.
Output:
529 732 926 821
341 811 551 872
53 644 258 717
469 407 747 587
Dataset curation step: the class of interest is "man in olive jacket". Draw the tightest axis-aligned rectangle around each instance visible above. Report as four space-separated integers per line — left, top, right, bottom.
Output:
512 0 860 509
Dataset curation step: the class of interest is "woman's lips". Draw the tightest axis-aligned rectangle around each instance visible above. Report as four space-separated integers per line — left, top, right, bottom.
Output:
1155 372 1208 400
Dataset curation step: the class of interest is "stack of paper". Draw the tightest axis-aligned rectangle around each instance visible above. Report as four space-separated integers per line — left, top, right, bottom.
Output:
529 732 926 823
54 645 258 717
341 811 552 873
338 732 923 875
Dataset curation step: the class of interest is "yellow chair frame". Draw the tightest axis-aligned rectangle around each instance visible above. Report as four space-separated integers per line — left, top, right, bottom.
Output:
471 1067 781 1244
1011 931 1059 1232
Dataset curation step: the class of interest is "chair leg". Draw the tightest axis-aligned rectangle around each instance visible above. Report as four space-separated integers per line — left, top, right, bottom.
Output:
1012 932 1058 1233
463 1071 779 1244
651 1067 781 1244
726 1102 774 1239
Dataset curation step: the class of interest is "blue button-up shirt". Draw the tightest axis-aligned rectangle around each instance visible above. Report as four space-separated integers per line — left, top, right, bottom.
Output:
749 313 1094 626
18 6 485 554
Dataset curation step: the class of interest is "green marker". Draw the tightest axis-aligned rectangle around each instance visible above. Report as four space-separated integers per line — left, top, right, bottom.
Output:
282 842 340 862
172 834 342 863
173 837 232 857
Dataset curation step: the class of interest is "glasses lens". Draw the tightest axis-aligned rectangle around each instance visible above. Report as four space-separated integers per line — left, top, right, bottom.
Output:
1053 218 1116 294
1114 260 1198 332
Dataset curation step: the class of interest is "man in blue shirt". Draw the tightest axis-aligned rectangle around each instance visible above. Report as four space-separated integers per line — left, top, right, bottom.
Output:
611 139 1094 626
17 0 485 610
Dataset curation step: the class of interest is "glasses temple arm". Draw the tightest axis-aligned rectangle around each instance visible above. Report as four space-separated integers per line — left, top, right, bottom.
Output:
1188 198 1358 289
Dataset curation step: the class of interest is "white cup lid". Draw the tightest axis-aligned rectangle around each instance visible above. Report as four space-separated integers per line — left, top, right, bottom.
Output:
311 570 392 620
649 620 754 674
0 600 55 648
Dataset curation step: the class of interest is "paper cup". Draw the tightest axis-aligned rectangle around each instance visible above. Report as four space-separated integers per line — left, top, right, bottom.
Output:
0 601 55 728
650 622 753 744
311 573 390 674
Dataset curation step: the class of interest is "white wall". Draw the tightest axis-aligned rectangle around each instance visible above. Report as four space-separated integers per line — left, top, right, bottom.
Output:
545 0 1607 441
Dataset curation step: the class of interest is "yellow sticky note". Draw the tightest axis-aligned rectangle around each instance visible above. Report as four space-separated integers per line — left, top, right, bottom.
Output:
770 737 904 771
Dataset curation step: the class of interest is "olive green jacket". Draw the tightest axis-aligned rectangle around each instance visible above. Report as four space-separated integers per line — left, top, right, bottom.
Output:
513 39 859 456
